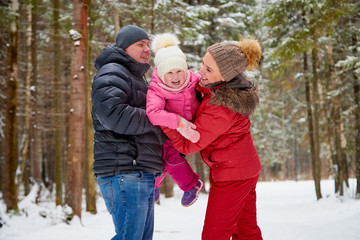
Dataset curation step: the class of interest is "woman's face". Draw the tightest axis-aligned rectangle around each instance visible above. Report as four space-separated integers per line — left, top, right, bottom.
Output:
198 52 224 86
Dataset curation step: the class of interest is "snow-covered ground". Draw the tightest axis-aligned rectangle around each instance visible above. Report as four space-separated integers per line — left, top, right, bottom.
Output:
1 179 359 240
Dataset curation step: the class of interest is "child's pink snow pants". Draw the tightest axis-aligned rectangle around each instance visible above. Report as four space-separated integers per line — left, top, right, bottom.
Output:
155 140 199 192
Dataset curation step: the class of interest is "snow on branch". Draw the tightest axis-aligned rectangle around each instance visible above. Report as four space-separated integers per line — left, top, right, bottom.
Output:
69 29 82 46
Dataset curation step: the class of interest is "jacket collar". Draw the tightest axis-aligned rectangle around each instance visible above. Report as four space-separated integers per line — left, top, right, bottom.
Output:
198 73 259 116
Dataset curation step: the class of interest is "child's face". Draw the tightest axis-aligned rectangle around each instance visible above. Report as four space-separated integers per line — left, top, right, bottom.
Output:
163 68 186 89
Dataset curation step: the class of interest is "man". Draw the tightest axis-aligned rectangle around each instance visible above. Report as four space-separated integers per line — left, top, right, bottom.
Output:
91 25 165 240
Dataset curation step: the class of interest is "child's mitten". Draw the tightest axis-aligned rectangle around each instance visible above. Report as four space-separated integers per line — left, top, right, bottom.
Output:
177 116 200 143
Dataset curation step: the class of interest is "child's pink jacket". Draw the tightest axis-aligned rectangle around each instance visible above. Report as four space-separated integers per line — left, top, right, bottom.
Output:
146 67 200 129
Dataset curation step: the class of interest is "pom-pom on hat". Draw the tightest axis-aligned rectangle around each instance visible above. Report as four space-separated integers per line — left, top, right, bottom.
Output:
115 25 149 50
151 33 188 82
207 37 262 82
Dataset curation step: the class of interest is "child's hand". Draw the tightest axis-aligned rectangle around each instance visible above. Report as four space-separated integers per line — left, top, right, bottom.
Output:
177 116 200 143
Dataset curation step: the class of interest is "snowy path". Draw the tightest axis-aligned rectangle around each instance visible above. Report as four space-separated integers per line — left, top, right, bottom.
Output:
1 179 359 240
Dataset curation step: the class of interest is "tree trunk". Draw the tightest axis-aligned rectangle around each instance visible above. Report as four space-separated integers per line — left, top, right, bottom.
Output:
52 0 64 206
325 115 338 191
113 11 120 35
41 87 55 189
85 1 96 213
310 46 322 199
332 101 345 195
194 152 206 192
294 126 298 182
161 174 174 198
30 0 41 185
352 33 360 196
19 1 32 196
303 6 322 199
3 0 19 212
149 0 155 34
304 52 322 200
65 0 89 218
327 43 348 196
186 152 206 193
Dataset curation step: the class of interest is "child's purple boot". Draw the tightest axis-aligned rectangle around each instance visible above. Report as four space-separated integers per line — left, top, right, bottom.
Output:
181 180 204 207
154 188 160 203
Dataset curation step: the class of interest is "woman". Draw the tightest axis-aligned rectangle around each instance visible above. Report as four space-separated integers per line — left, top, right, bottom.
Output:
162 37 263 240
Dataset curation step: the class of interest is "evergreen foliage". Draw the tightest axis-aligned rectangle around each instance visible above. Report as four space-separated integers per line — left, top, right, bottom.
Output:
0 0 359 213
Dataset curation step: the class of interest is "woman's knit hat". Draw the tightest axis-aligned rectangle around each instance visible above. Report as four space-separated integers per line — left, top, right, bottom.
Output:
151 33 188 82
207 37 262 82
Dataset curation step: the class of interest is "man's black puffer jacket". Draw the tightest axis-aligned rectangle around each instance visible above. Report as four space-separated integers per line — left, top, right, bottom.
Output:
92 45 165 177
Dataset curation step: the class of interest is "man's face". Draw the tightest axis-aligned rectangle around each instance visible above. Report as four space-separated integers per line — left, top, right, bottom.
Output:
124 39 150 63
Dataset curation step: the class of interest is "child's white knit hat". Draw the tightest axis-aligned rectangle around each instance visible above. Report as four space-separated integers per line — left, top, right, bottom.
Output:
151 33 188 82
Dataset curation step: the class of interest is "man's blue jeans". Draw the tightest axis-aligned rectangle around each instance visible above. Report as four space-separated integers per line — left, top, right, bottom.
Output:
97 172 155 240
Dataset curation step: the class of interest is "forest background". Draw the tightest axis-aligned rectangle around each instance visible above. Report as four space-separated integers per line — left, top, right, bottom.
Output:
0 0 359 219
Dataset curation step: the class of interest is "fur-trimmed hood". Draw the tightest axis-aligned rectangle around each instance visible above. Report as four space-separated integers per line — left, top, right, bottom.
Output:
208 74 259 116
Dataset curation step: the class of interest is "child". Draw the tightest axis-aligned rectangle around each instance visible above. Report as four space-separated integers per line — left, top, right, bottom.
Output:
146 33 203 207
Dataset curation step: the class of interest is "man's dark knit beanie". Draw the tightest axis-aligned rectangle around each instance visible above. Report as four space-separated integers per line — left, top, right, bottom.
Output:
115 25 149 49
